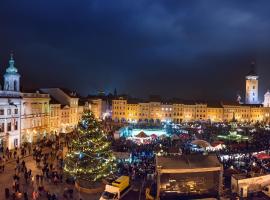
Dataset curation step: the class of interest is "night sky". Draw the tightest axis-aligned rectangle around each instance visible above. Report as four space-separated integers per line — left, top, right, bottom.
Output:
1 1 270 101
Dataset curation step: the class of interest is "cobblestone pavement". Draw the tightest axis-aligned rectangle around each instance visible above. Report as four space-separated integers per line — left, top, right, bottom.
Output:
0 155 102 200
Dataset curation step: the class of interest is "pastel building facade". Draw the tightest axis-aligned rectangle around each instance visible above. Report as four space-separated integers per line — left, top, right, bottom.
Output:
112 97 270 123
39 88 80 133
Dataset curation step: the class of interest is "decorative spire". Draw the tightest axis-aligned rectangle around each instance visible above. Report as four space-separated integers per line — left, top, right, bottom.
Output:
6 53 18 74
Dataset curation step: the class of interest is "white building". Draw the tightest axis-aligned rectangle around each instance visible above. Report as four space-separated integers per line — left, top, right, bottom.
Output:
263 90 270 107
0 55 82 149
0 55 22 149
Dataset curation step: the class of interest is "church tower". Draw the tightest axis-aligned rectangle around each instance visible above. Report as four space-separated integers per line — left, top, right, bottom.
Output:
4 54 20 92
245 62 259 104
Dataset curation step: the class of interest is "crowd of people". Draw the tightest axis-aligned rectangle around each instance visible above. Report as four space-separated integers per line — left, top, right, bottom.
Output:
1 133 85 200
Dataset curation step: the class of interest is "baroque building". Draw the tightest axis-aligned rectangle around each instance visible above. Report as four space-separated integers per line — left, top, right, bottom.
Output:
0 55 82 149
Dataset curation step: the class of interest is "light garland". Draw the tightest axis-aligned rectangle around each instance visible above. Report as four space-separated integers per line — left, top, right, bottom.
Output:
64 110 116 183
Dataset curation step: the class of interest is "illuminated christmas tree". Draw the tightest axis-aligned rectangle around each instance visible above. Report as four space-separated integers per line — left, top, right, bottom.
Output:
64 110 116 185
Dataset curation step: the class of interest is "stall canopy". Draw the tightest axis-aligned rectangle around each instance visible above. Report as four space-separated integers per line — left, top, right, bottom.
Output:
191 140 211 148
254 153 270 160
151 134 158 139
135 131 149 138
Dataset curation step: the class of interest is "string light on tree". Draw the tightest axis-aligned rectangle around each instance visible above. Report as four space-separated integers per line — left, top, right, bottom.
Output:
64 110 116 184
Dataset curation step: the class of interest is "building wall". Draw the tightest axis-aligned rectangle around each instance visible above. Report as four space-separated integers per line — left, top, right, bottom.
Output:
21 93 50 143
246 76 259 104
0 97 21 149
207 107 223 122
49 104 61 133
112 99 269 123
90 99 106 120
112 98 127 122
40 88 79 132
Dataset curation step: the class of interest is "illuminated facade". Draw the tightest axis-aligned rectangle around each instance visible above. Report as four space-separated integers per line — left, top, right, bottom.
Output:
40 88 79 133
0 55 84 149
0 55 22 149
89 98 107 120
20 92 50 144
49 101 61 133
112 98 270 123
245 64 259 104
112 64 269 123
263 90 270 107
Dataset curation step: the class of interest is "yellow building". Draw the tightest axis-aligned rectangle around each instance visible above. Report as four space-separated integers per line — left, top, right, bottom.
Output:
40 88 79 133
112 97 269 123
89 98 107 120
112 97 127 122
49 98 61 133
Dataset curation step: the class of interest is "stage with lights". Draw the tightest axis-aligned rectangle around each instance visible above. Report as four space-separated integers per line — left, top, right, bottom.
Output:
156 154 223 199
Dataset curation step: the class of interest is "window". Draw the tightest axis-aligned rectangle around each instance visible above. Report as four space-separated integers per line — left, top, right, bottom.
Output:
0 109 4 115
7 109 11 115
14 121 18 130
0 123 4 132
7 122 11 131
253 86 255 89
14 109 18 114
14 139 18 147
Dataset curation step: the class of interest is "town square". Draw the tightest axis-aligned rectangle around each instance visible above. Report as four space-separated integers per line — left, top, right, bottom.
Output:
2 1 270 200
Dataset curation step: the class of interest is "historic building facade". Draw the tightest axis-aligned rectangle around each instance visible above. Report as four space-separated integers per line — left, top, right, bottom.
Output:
20 92 50 144
39 88 80 133
112 64 270 123
112 98 270 123
0 55 82 149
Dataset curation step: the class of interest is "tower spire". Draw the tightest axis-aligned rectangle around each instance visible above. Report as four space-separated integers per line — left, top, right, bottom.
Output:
4 52 20 92
6 53 18 74
247 61 257 77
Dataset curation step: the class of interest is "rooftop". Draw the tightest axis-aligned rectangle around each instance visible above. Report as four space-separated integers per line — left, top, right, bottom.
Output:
156 154 221 170
232 172 268 180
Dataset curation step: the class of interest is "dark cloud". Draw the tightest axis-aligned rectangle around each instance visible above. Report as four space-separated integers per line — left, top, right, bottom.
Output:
0 0 270 101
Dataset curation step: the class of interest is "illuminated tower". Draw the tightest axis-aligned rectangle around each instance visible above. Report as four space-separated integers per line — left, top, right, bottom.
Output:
245 62 258 104
4 54 20 92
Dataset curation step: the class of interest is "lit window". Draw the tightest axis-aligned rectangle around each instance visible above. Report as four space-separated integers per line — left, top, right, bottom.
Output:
7 122 11 131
